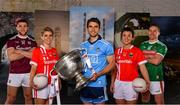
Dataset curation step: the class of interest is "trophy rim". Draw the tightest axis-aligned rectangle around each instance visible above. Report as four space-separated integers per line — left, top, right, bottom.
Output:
54 49 84 80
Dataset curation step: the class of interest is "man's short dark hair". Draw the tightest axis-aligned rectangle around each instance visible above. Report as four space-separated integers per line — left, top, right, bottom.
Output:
149 23 160 32
121 27 134 38
16 19 29 26
87 17 101 28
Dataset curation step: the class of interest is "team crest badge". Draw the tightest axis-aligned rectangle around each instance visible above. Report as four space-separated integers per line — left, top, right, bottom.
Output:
96 48 100 52
129 52 133 57
21 40 25 45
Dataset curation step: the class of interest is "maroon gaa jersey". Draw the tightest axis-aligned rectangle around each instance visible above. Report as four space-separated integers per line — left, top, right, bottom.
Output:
6 34 37 73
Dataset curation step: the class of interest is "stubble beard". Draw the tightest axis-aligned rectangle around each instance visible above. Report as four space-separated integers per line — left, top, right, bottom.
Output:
19 31 27 36
90 33 99 38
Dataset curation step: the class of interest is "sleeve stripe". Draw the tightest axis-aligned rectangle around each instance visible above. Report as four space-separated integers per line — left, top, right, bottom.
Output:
30 61 37 66
157 53 165 58
138 60 147 65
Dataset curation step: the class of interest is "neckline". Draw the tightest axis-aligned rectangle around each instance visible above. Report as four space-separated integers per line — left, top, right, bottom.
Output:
88 35 102 44
149 40 159 44
17 34 28 39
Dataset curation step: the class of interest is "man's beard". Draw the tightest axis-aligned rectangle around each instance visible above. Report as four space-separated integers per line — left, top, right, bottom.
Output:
90 34 99 37
19 32 27 35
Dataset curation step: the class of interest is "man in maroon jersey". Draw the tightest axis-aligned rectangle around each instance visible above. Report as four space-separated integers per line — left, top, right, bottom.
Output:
5 19 37 104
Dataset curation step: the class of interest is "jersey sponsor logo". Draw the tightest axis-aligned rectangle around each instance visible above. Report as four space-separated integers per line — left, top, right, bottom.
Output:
16 46 32 51
44 60 57 64
143 50 156 55
116 59 132 64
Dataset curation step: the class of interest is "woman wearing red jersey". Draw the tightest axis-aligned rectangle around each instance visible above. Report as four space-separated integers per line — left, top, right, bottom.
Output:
29 27 61 104
110 27 150 104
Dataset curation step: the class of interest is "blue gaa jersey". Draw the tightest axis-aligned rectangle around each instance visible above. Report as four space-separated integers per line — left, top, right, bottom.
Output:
80 36 114 87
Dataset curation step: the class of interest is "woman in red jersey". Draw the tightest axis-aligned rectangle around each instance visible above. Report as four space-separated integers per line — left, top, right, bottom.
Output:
29 27 61 104
110 27 150 104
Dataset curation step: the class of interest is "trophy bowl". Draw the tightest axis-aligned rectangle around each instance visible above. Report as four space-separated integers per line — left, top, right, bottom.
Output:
53 49 89 91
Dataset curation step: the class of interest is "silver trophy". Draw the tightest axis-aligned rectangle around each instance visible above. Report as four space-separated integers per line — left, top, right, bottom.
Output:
52 49 90 91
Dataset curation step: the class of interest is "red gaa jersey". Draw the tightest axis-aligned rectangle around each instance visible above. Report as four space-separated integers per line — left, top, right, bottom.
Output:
115 45 147 81
30 45 59 84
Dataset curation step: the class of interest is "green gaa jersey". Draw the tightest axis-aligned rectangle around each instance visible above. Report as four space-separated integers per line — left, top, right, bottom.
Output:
140 40 167 81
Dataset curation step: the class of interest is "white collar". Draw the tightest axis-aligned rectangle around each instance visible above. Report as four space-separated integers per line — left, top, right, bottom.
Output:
118 45 134 54
130 45 134 49
149 40 159 44
40 45 46 49
122 45 134 49
17 34 28 39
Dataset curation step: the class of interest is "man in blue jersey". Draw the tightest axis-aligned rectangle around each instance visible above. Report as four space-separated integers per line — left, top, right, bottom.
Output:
80 17 115 104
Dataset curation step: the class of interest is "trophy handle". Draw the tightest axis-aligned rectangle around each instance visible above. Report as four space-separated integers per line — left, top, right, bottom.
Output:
80 48 96 75
50 67 68 80
50 68 56 77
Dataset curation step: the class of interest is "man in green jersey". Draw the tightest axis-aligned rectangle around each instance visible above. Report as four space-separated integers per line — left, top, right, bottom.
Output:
140 23 168 104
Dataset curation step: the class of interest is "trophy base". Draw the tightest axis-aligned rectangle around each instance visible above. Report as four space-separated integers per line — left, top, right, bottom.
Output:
74 73 90 91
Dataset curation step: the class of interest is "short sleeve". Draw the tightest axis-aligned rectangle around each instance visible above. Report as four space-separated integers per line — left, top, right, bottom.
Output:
30 48 40 66
32 40 37 48
157 44 168 57
6 39 15 49
105 42 114 56
136 48 147 65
